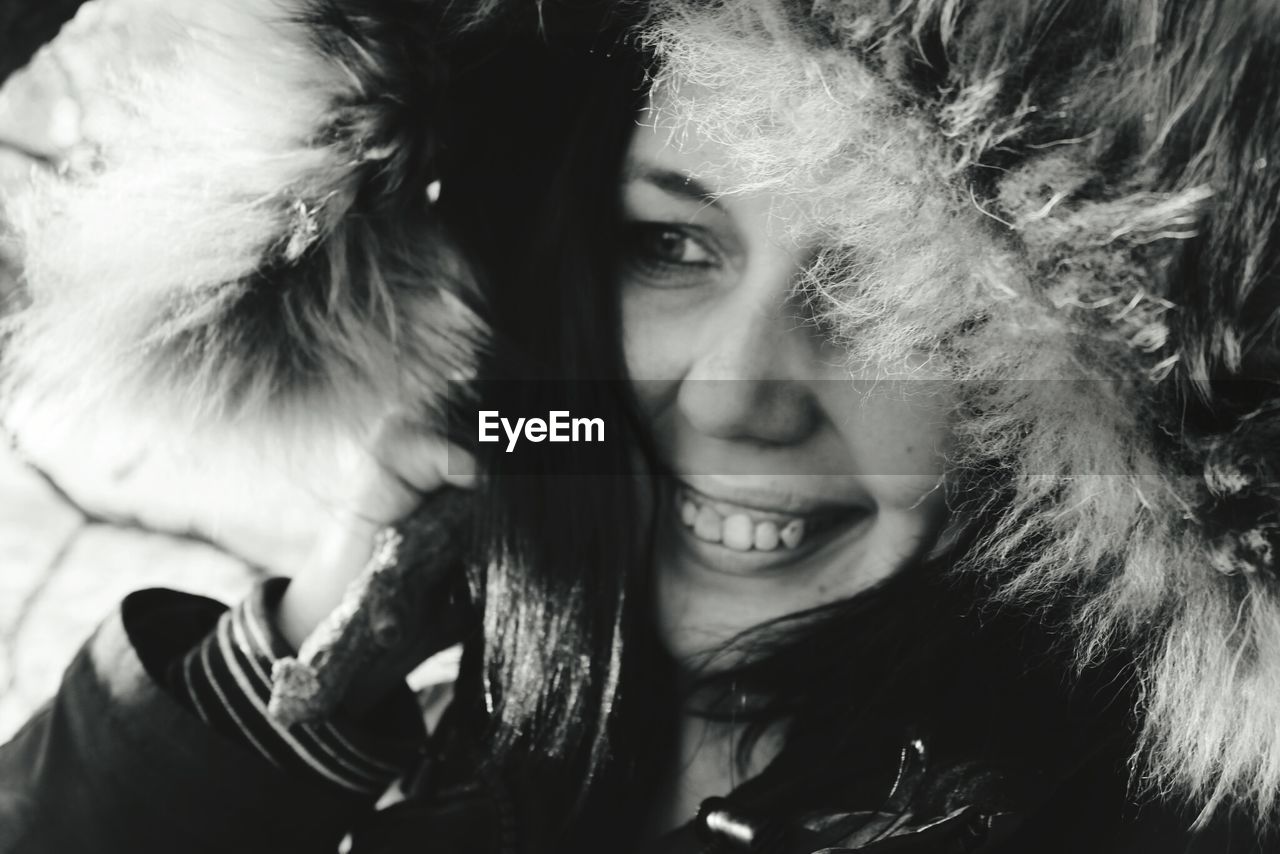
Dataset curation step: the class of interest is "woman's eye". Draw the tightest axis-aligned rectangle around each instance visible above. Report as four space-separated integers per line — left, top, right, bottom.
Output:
637 225 715 265
620 223 721 288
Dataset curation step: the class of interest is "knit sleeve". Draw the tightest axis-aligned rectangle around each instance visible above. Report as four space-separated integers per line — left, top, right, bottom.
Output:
170 577 425 798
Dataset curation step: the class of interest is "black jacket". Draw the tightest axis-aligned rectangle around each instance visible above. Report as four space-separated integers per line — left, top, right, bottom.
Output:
0 586 1266 854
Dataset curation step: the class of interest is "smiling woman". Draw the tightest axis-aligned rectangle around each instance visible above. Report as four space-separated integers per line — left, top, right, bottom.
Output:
2 1 1280 853
620 94 954 669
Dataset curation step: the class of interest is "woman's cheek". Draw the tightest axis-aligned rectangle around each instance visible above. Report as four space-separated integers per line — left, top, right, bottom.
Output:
832 381 954 479
621 291 693 396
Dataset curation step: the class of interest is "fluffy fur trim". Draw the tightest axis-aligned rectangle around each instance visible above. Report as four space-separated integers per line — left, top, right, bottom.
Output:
1 0 482 440
643 0 1280 825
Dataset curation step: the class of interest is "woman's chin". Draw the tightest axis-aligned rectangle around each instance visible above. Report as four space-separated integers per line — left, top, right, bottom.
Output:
651 474 949 664
654 511 881 666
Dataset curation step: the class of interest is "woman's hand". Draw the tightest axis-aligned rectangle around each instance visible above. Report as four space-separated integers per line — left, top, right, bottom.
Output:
274 419 476 654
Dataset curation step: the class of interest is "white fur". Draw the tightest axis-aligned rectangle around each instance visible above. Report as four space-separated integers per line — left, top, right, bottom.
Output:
2 0 480 447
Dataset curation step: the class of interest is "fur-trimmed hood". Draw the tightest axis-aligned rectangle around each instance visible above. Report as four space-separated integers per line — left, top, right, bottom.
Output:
3 0 1280 829
633 0 1280 827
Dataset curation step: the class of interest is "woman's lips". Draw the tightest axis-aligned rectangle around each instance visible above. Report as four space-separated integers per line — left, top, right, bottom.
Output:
673 480 871 571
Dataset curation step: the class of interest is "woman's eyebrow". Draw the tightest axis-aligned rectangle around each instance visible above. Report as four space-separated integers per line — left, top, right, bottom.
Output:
623 163 724 210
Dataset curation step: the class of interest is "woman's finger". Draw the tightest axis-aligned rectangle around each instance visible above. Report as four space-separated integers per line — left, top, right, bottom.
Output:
370 422 476 495
438 447 477 490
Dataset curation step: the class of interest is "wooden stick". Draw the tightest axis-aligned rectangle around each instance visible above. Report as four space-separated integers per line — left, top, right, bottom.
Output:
268 486 469 726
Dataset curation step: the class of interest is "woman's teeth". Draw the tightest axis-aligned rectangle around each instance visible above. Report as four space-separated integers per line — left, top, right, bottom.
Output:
679 495 808 552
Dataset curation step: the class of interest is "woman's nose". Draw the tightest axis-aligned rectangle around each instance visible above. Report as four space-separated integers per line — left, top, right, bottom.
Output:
677 260 822 446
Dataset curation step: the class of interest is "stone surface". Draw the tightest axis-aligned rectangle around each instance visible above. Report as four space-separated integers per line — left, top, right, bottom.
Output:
0 446 84 733
0 446 83 630
0 520 259 741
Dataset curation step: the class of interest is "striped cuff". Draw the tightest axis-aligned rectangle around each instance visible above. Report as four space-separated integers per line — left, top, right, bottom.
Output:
175 578 416 797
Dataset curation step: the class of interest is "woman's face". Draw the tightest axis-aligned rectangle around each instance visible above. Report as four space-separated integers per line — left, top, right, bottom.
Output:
620 98 955 665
